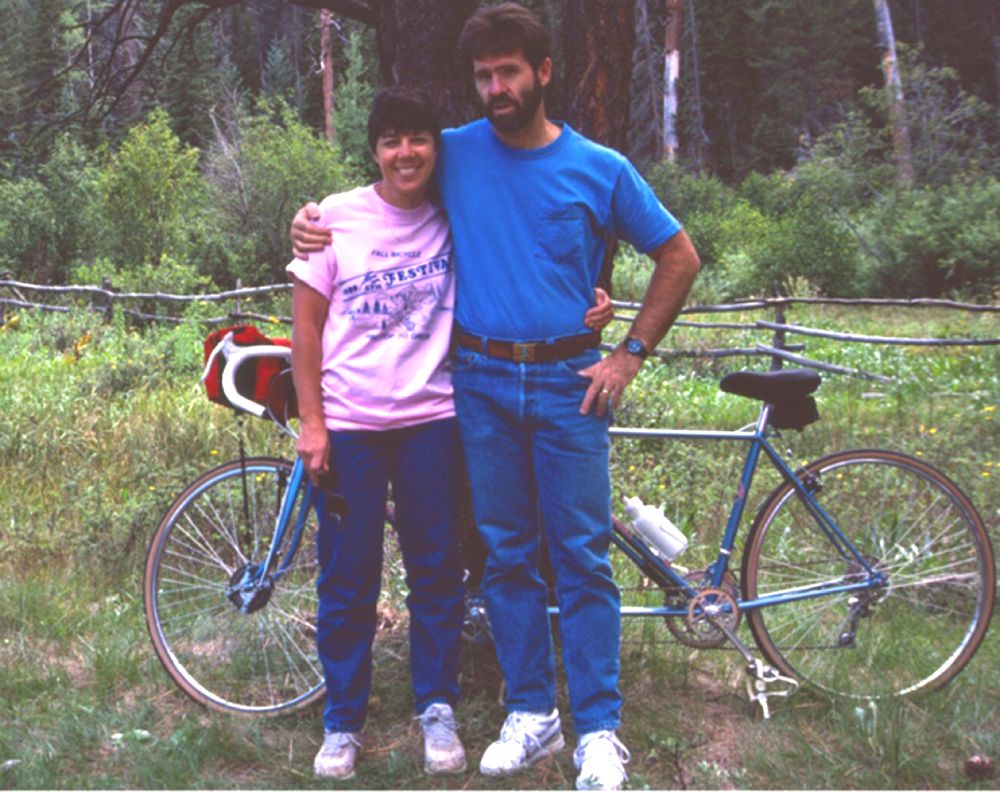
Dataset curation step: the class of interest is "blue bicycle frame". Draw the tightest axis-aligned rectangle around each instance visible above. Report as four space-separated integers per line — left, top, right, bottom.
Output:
572 402 887 618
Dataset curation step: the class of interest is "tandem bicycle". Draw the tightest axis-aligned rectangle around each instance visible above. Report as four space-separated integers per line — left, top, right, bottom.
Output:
143 333 995 719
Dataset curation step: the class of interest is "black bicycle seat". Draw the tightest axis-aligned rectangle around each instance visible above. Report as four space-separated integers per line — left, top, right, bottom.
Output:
719 369 821 403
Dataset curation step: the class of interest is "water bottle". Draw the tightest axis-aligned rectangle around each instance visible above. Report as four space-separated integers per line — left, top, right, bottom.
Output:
623 496 688 561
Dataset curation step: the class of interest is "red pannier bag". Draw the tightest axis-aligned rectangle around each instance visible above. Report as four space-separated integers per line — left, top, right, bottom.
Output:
202 324 297 420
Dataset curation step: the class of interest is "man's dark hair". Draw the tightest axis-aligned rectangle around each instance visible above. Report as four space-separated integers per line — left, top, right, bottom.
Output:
366 85 441 152
457 2 551 70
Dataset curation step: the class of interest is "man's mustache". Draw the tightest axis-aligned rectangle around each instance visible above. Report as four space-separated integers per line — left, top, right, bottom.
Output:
487 96 518 112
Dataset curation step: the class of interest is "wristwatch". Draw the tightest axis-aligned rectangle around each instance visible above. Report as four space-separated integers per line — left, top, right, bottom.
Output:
624 335 649 360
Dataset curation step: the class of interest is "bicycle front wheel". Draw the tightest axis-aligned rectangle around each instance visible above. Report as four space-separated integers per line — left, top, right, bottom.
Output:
144 457 325 715
742 449 994 699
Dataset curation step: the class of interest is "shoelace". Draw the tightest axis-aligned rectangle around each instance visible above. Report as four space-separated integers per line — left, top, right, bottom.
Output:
574 730 631 766
322 732 360 752
416 705 460 746
499 712 549 754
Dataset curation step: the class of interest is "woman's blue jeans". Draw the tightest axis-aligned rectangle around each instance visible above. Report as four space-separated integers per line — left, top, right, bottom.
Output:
452 346 622 735
312 417 465 733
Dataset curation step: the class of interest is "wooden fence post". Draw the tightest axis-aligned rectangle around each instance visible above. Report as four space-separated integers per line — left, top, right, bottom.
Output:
99 277 117 323
770 282 786 370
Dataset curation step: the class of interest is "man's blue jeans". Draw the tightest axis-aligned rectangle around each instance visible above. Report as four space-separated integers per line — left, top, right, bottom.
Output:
452 346 622 735
313 418 465 733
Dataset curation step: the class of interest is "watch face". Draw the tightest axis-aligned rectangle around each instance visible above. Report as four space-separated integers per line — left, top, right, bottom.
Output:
626 337 647 357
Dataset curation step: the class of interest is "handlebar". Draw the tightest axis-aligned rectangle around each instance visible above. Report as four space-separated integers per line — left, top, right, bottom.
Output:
207 333 292 419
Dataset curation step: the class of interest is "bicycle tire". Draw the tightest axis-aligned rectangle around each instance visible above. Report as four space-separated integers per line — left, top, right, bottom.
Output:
742 449 994 699
144 457 325 716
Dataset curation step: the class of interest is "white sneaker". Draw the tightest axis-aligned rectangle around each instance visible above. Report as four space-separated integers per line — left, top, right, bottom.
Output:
417 702 467 774
314 731 361 779
574 730 630 790
479 708 565 776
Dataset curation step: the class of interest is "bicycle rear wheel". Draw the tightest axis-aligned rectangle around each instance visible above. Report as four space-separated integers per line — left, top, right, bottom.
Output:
742 449 994 699
144 457 324 715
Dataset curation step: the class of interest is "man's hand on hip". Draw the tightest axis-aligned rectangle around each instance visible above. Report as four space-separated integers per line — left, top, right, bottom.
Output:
578 346 644 416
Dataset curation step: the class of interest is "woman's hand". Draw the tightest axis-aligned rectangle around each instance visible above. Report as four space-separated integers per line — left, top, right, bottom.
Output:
290 277 333 487
584 287 614 331
296 420 330 487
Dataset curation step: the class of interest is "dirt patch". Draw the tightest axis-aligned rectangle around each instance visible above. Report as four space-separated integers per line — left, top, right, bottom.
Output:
2 635 93 688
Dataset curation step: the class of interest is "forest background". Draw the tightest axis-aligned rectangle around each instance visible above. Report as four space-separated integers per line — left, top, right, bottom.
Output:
0 0 998 304
1 3 999 788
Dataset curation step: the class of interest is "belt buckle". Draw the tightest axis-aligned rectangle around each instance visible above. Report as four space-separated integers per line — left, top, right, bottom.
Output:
510 342 536 363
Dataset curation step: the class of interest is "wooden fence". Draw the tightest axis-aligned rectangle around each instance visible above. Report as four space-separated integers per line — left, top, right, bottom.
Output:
2 277 998 384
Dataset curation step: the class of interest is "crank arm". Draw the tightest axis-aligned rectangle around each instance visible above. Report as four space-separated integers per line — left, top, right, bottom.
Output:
705 612 800 719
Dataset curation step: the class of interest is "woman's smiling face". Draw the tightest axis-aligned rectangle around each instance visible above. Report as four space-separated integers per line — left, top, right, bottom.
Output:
373 128 437 209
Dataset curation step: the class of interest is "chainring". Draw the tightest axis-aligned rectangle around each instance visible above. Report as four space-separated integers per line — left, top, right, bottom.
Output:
665 570 741 648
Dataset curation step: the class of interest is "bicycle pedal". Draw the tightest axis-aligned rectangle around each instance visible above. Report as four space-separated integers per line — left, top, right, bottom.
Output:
745 660 799 719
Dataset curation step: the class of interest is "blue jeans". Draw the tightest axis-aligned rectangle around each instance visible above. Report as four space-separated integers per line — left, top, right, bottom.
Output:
313 418 465 732
451 346 622 734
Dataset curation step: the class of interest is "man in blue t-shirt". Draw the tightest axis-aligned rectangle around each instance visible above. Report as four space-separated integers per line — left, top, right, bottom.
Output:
292 5 699 789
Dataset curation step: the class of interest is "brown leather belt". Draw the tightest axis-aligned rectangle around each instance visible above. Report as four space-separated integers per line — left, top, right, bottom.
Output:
454 329 600 363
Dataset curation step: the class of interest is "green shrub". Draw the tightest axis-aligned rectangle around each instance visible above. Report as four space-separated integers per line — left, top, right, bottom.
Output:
0 176 55 280
204 97 357 285
37 135 101 274
646 164 865 300
94 108 204 270
862 178 1000 299
331 28 377 180
0 135 102 283
70 255 216 320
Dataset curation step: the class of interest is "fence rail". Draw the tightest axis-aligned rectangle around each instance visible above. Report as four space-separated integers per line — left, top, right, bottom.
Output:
2 278 997 382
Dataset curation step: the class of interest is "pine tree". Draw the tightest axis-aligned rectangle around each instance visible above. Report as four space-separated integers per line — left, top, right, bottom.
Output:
627 0 663 168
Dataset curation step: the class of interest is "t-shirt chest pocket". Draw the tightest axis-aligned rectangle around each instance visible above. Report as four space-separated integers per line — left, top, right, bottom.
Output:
534 206 587 264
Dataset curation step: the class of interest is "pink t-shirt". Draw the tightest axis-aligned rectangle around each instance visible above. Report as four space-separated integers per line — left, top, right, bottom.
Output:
286 185 455 431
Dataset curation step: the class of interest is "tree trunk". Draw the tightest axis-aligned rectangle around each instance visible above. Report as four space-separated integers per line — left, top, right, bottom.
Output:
684 0 707 170
370 0 478 126
990 0 1000 108
628 0 661 167
320 9 334 142
117 1 145 118
562 0 634 152
662 0 682 162
561 0 634 295
873 0 914 186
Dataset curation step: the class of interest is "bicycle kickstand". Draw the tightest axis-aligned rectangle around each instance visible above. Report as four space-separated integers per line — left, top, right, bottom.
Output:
745 658 799 720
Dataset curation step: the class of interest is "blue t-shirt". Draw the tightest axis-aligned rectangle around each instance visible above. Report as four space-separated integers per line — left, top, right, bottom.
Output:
437 119 681 341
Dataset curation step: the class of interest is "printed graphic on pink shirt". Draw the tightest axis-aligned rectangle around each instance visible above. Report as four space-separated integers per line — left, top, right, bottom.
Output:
342 255 452 339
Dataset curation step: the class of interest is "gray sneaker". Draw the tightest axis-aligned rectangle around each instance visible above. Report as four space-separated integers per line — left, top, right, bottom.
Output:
574 730 630 790
314 731 361 779
417 702 467 774
479 708 565 776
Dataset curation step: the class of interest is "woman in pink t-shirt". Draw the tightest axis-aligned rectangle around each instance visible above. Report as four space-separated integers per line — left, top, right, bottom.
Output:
287 86 467 781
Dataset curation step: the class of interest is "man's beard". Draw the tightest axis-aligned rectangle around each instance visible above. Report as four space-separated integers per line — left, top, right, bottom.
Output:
485 75 544 133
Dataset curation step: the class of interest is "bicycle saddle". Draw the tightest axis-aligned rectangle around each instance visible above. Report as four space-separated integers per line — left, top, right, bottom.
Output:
719 369 821 403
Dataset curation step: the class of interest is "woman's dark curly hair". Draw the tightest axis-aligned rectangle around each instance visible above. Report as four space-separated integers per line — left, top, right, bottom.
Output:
366 84 442 152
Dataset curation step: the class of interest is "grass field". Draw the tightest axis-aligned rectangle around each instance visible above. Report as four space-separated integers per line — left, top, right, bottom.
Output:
0 300 997 789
